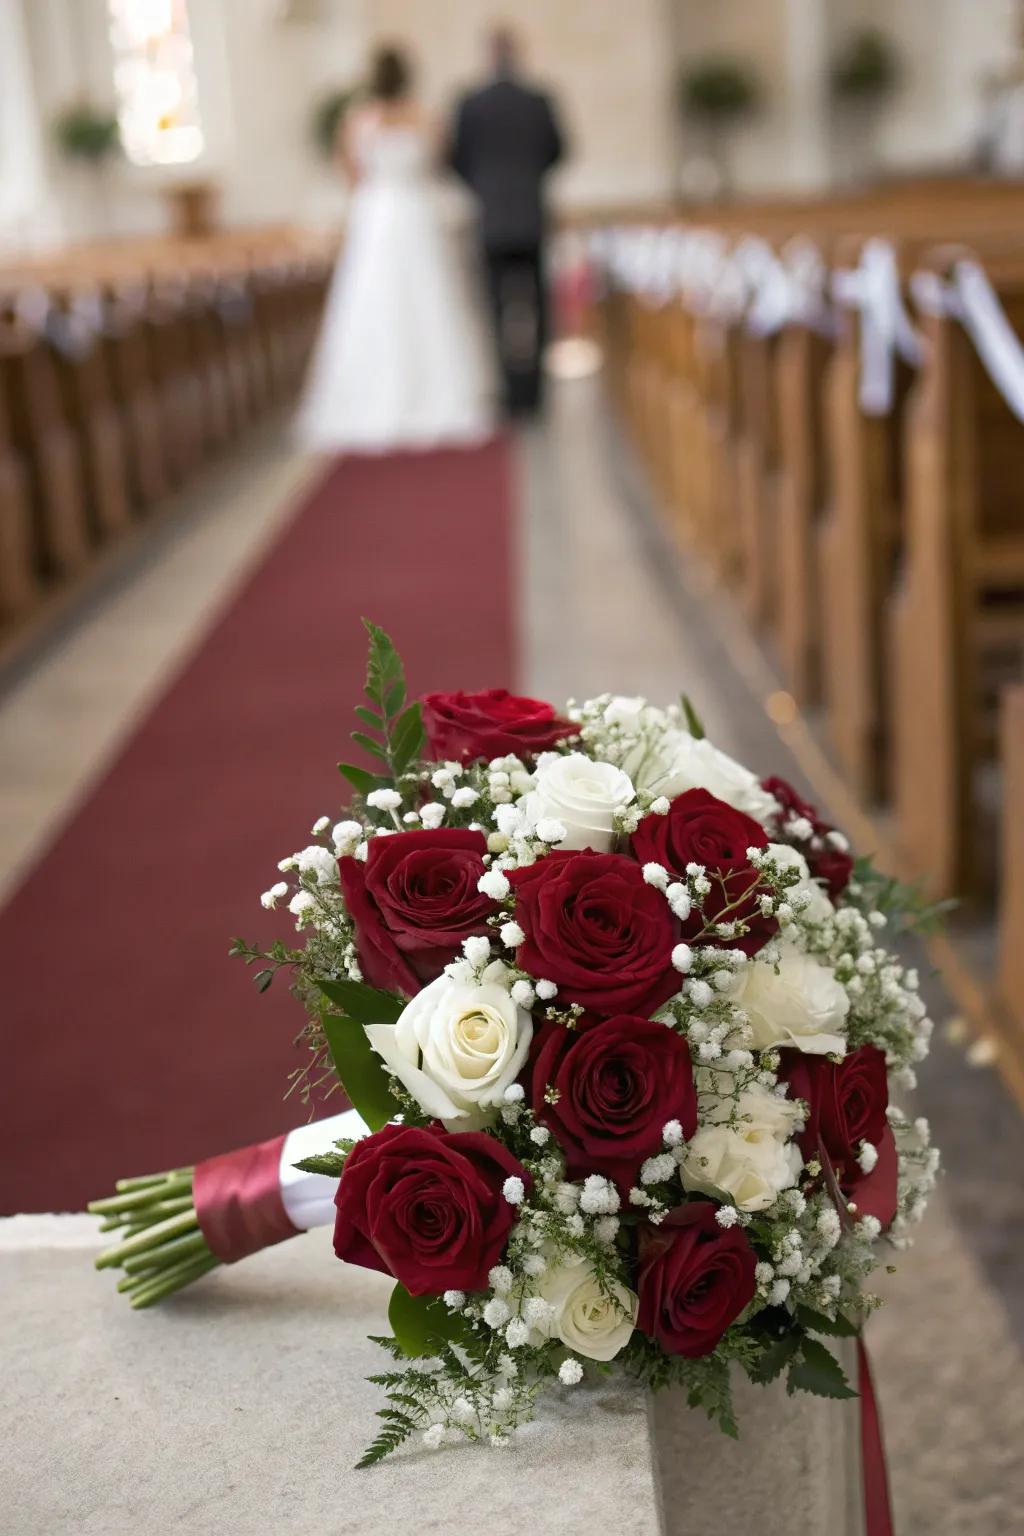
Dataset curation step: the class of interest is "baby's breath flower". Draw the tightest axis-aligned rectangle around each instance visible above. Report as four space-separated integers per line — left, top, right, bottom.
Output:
366 788 402 812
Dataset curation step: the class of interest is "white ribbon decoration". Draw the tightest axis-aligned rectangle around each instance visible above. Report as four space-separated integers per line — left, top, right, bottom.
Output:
954 260 1024 424
911 260 1024 423
278 1107 369 1231
833 239 925 416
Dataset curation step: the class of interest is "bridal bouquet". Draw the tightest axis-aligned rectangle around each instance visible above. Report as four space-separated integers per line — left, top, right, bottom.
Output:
92 623 938 1467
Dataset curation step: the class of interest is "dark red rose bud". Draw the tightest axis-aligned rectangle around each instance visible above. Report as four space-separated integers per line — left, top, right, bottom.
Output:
761 775 854 901
509 849 680 1017
810 839 854 903
781 1044 897 1228
338 828 495 995
529 1014 697 1195
422 689 574 764
631 788 776 957
333 1122 528 1295
636 1203 757 1357
761 775 817 826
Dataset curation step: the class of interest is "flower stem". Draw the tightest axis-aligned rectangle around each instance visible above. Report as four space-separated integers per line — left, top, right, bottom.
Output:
91 1166 222 1304
88 1174 193 1217
95 1210 198 1269
130 1253 219 1309
121 1230 208 1275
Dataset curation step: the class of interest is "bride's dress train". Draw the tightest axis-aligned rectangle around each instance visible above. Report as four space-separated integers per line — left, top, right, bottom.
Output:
296 115 494 453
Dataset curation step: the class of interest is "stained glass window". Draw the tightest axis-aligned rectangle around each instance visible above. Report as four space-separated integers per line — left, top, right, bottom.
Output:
108 0 204 167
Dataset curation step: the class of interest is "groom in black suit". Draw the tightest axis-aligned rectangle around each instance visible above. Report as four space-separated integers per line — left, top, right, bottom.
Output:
450 27 565 416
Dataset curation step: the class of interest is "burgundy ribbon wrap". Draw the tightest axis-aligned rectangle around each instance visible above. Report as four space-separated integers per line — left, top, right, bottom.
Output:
193 1132 300 1264
858 1338 893 1536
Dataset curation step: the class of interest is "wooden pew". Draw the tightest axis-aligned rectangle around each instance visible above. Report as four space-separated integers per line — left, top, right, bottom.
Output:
0 364 36 622
998 684 1024 1040
144 279 205 485
735 325 782 629
99 281 171 510
49 289 132 541
182 274 233 455
815 240 916 797
772 317 834 701
0 295 89 580
889 250 1024 897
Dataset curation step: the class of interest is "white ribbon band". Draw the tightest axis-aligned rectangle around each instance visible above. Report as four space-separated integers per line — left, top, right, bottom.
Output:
279 1107 369 1231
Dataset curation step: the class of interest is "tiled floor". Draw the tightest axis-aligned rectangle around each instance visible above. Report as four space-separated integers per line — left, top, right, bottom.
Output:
2 375 1022 1530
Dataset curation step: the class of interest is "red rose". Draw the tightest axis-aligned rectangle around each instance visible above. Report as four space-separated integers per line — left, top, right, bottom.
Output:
761 775 854 901
636 1203 757 1357
338 828 495 995
422 688 574 763
811 840 854 903
509 850 680 1017
333 1122 527 1295
630 788 776 956
761 775 817 826
782 1045 897 1227
530 1014 697 1194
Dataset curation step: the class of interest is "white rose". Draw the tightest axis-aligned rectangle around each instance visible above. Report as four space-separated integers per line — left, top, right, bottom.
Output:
729 947 848 1055
765 843 834 924
681 1085 803 1212
365 967 532 1126
629 731 778 826
536 1257 637 1361
521 753 635 852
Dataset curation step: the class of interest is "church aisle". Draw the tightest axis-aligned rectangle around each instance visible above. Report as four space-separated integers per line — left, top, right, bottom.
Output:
0 438 514 1214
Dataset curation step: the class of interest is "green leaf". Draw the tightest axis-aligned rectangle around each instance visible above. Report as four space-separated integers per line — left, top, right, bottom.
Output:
749 1329 801 1384
253 968 274 993
316 977 405 1024
390 703 426 775
337 761 378 796
387 1282 470 1357
362 618 404 710
787 1337 858 1400
351 731 389 763
795 1305 858 1338
354 705 383 729
681 693 706 740
293 1150 347 1177
320 1010 402 1131
384 680 406 717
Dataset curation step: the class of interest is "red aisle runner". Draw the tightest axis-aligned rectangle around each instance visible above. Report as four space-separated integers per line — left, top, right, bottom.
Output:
0 441 515 1213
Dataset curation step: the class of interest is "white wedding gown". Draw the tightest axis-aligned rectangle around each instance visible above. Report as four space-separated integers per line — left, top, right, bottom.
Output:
296 114 495 453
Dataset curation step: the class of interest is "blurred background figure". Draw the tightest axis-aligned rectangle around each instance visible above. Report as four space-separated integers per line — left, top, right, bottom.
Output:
296 43 493 454
450 25 565 418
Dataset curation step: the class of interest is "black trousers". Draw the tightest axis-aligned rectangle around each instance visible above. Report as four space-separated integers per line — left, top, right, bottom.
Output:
483 245 548 414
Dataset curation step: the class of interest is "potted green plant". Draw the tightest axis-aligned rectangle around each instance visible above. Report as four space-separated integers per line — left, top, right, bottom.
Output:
830 29 900 184
53 104 121 164
678 57 760 197
311 86 360 161
830 28 900 104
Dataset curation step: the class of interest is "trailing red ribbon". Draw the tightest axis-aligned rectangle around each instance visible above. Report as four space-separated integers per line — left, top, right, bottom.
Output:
858 1337 893 1536
194 1132 300 1264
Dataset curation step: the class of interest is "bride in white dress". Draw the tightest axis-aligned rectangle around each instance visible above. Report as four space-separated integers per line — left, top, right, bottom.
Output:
297 46 495 454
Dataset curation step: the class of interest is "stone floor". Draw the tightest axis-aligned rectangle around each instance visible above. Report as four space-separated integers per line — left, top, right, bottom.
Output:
2 373 1023 1531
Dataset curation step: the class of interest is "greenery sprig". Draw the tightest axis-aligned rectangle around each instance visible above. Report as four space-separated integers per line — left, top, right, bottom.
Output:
338 619 426 796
